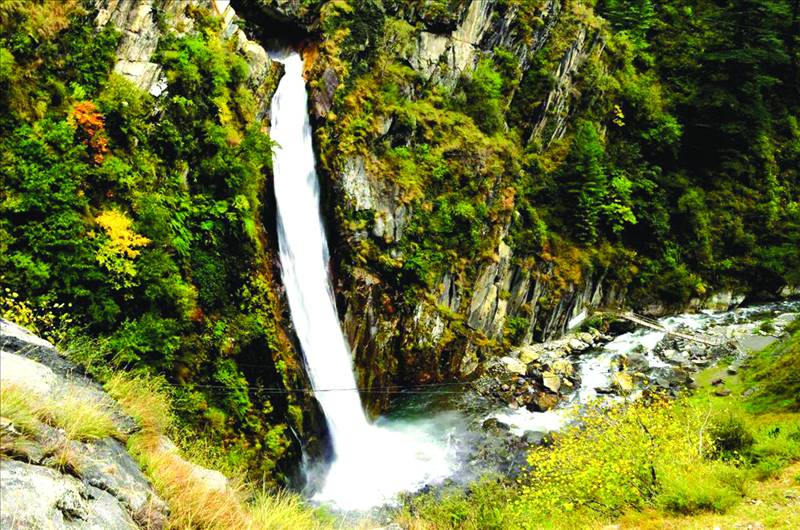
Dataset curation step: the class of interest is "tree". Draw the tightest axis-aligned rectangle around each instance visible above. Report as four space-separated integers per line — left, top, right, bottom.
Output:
561 120 608 244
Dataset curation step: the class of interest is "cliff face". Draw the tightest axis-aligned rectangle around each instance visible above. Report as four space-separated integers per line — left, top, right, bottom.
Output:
230 0 623 412
340 2 615 411
234 0 786 416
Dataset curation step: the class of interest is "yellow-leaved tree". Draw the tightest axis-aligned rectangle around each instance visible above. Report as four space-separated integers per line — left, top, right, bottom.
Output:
94 210 150 288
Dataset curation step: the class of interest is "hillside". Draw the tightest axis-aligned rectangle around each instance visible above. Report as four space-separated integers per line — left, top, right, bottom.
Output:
1 0 799 528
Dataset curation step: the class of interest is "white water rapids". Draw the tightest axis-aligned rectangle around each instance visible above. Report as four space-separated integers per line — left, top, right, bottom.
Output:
270 52 453 511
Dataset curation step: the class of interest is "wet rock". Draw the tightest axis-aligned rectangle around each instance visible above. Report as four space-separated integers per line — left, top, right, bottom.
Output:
310 65 338 118
612 372 634 393
519 345 543 364
714 388 732 397
551 359 574 377
618 352 651 374
522 431 546 445
481 418 510 433
525 365 543 383
499 356 528 376
567 338 589 352
542 371 561 393
531 392 560 411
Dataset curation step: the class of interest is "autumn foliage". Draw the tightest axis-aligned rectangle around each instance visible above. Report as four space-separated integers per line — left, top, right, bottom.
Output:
94 209 150 288
71 101 109 163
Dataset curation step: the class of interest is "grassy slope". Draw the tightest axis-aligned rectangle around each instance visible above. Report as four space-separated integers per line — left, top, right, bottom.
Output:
612 324 800 529
616 461 800 529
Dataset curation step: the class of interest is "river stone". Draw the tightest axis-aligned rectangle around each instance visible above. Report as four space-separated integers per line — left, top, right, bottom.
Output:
500 356 528 376
526 365 543 382
551 359 574 377
519 346 543 364
612 372 634 393
567 338 589 351
576 332 595 345
533 392 560 411
542 371 561 393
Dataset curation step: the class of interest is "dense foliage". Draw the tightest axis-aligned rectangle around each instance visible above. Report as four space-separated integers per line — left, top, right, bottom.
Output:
400 386 800 529
2 0 799 488
0 1 305 482
307 0 800 323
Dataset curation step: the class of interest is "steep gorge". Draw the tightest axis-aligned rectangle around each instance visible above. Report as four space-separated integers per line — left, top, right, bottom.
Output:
235 0 800 415
2 0 799 496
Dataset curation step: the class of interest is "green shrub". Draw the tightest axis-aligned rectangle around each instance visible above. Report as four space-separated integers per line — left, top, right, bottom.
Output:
656 463 741 515
709 413 755 459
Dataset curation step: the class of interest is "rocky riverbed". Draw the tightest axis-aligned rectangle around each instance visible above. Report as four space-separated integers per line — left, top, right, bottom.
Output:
480 300 799 440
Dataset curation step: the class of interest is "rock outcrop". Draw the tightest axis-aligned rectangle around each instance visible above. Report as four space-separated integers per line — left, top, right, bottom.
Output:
0 320 168 529
476 328 607 412
96 0 274 111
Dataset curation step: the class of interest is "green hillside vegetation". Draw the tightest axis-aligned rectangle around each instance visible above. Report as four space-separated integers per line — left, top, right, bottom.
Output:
1 0 799 490
307 0 800 322
0 1 303 482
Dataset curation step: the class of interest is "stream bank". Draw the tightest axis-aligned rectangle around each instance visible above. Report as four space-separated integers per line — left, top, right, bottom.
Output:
336 299 800 520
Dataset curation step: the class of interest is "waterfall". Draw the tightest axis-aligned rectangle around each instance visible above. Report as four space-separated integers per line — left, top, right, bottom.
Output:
270 52 453 511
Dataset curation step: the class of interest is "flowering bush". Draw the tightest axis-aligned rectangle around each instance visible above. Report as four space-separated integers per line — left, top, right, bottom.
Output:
515 395 735 518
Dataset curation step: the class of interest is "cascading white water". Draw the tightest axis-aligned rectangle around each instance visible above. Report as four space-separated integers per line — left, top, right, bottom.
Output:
270 51 453 511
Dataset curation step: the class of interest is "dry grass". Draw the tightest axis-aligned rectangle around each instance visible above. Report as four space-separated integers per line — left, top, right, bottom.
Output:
105 373 338 530
0 382 118 442
47 389 119 442
249 489 336 530
132 440 251 529
0 383 42 436
105 373 171 434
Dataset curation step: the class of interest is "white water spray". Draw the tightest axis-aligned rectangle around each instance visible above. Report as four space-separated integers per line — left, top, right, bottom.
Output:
270 52 452 511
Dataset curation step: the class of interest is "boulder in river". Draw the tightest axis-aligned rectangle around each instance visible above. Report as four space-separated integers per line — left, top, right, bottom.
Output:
499 356 528 376
567 338 590 352
542 371 561 393
612 372 634 393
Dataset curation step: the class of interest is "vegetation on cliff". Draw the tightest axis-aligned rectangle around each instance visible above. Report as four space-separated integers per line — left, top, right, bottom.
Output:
0 1 303 482
1 0 799 496
288 0 800 379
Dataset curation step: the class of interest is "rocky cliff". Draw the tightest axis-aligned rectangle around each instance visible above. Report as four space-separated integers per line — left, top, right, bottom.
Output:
231 0 621 412
230 0 781 415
